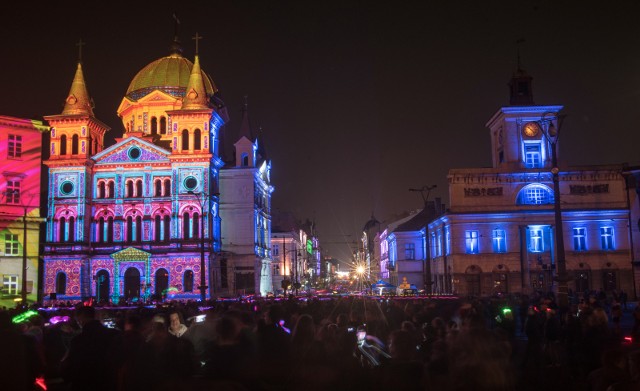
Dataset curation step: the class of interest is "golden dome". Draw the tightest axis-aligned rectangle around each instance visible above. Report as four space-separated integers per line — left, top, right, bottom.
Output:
126 53 217 100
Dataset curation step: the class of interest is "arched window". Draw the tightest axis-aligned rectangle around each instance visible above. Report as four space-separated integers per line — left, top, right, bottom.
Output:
107 217 114 242
136 180 143 198
155 180 162 197
163 179 171 196
181 129 189 150
516 184 554 205
59 217 66 242
108 181 115 198
160 117 167 135
126 181 134 198
242 153 249 167
98 217 105 243
194 128 202 150
135 216 142 242
193 212 200 239
69 216 75 242
56 272 67 295
126 216 133 242
155 216 161 241
72 134 79 155
183 212 190 239
151 117 158 135
184 270 194 292
163 215 170 242
60 135 67 155
97 182 105 199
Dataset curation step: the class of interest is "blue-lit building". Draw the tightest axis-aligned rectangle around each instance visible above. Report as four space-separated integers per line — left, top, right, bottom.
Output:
42 36 273 303
427 69 635 297
219 101 274 297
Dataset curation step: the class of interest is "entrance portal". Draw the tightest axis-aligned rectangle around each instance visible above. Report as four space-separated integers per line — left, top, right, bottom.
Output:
95 270 110 303
124 267 141 300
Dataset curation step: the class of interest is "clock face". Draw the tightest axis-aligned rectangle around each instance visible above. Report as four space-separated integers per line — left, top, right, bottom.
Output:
523 122 540 137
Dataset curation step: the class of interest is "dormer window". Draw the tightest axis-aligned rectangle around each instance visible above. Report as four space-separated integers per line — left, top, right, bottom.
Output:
242 153 249 167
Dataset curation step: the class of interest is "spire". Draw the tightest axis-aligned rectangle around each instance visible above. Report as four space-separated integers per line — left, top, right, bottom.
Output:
238 95 252 140
181 53 210 110
256 124 268 162
508 38 534 106
169 13 183 55
62 60 94 116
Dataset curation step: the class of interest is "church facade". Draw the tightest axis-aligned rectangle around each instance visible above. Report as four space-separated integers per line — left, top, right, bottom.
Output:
42 38 273 303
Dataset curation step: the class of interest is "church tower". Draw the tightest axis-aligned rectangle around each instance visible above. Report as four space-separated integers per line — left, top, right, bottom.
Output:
44 58 109 245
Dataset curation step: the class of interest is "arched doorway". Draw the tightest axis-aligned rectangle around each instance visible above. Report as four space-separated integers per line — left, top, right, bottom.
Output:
465 265 482 296
155 268 169 297
95 270 110 303
124 267 140 300
492 265 509 294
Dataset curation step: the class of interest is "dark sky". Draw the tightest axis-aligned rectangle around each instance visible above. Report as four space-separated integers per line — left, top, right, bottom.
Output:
2 1 640 262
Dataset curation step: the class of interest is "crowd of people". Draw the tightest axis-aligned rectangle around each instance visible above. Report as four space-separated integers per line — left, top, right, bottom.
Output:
1 291 639 391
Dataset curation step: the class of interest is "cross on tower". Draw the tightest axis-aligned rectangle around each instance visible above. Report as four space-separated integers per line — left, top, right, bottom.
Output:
192 33 203 55
76 39 85 62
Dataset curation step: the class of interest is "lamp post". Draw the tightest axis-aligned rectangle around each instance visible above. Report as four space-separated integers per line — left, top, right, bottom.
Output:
188 191 208 302
539 112 569 310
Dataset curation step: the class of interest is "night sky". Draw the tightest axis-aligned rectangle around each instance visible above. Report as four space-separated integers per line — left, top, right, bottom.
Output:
2 1 639 263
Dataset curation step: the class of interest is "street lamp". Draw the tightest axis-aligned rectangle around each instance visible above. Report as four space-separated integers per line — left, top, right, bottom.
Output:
187 190 209 302
539 112 569 310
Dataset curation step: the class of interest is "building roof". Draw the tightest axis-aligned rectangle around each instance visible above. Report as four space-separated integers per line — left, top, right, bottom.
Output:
126 53 216 100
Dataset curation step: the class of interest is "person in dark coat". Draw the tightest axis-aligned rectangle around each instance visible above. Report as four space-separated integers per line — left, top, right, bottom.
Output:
61 305 120 391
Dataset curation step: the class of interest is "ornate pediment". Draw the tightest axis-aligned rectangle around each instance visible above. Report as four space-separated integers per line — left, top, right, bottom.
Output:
111 247 151 261
93 137 170 165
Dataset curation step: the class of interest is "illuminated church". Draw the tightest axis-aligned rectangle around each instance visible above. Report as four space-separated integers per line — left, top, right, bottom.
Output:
426 67 635 297
42 36 273 303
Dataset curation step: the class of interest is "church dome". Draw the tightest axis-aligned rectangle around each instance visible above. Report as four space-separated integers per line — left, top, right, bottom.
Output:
126 53 217 100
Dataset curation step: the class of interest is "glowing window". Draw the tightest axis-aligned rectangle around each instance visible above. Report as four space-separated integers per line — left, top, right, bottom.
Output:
600 227 614 250
405 243 415 260
492 229 506 253
445 227 451 255
524 142 542 168
5 234 19 255
573 227 587 251
3 275 18 295
529 228 544 253
465 230 479 254
517 184 553 205
8 135 22 158
430 232 437 258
